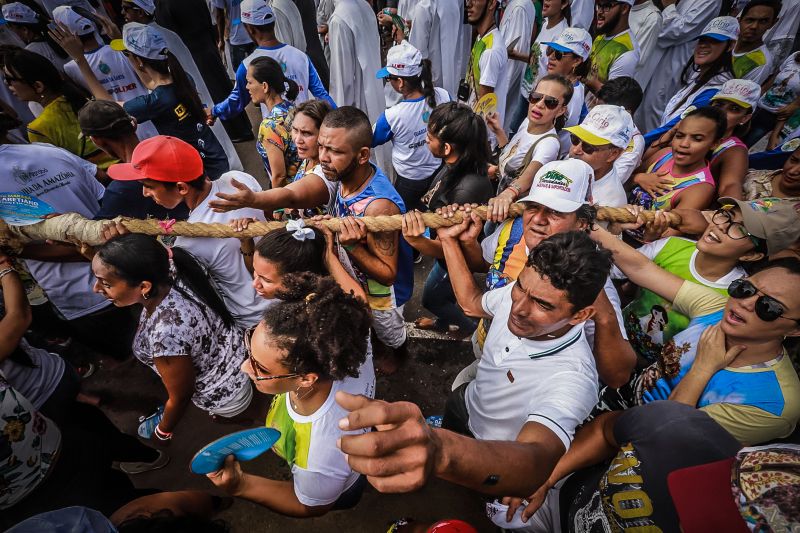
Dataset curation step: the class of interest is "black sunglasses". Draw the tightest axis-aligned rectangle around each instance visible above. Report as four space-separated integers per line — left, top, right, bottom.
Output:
569 134 612 155
243 325 300 381
528 92 560 110
596 1 621 11
546 48 565 61
728 279 800 324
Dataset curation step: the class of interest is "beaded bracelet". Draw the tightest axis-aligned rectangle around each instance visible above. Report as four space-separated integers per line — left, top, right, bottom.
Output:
154 425 173 441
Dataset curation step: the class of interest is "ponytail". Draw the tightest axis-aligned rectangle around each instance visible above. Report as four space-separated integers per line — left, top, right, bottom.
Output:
421 58 436 109
250 56 299 102
171 247 234 327
141 51 206 124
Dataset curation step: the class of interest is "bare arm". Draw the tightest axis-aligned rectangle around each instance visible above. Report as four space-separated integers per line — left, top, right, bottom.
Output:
209 173 331 213
153 355 196 433
214 8 226 51
0 260 32 362
49 25 116 102
590 290 636 388
264 143 289 189
343 199 401 287
714 148 747 200
438 215 491 319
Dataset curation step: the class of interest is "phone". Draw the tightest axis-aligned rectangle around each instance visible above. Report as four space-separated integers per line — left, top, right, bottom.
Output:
457 79 470 102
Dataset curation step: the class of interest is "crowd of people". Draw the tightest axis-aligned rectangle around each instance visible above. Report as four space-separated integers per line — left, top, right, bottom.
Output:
1 0 799 531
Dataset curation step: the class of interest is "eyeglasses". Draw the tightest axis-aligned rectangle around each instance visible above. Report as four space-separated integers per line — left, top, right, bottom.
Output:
546 48 564 61
728 279 800 324
528 92 561 110
569 134 612 155
711 209 754 242
596 1 621 11
244 326 300 381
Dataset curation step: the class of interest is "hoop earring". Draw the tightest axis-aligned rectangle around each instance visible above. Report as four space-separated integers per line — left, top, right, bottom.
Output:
142 291 150 300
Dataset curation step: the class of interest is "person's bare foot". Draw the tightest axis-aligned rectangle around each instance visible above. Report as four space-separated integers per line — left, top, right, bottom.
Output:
413 317 446 331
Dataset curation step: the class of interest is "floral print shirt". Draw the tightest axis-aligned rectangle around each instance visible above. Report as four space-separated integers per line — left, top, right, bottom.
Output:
132 286 249 413
256 101 300 184
0 373 60 509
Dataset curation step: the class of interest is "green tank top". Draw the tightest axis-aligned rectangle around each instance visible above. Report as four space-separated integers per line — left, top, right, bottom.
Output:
588 31 635 83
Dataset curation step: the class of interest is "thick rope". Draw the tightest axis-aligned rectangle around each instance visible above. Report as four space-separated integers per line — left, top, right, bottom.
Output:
0 204 681 253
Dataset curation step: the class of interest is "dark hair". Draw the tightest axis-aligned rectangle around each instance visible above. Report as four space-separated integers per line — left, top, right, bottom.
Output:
751 256 800 277
247 22 276 34
537 74 574 130
117 510 230 533
77 99 137 139
4 48 90 114
249 56 300 101
321 106 373 150
575 203 597 229
262 273 371 380
398 58 437 109
683 105 728 141
160 176 206 190
551 0 572 25
96 234 234 327
255 227 327 276
651 304 669 324
137 51 206 124
597 76 643 114
525 231 613 311
428 101 490 177
677 44 734 111
293 99 332 130
740 0 781 19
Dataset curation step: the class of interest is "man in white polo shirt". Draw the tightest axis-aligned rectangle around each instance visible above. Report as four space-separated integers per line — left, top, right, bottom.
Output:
566 105 634 208
437 171 614 445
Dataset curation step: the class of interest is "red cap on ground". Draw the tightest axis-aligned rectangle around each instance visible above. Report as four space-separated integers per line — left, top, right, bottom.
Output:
667 458 750 533
107 135 204 182
426 519 479 533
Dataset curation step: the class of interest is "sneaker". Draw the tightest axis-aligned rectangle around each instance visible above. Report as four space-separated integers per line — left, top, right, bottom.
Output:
137 405 164 439
119 450 170 475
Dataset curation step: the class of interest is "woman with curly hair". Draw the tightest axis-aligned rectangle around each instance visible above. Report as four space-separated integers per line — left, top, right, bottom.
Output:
206 273 374 517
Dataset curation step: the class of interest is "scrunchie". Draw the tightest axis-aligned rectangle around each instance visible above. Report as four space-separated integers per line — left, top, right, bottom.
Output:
286 219 315 241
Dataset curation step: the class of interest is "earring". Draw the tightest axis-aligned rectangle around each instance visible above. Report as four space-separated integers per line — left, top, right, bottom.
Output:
142 291 149 300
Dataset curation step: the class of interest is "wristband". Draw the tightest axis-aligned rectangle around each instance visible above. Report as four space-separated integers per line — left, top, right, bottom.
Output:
154 425 173 440
0 267 16 281
506 184 522 200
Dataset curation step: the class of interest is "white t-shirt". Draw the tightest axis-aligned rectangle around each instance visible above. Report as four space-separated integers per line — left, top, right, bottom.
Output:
465 283 599 447
497 123 560 184
522 18 568 99
614 125 645 183
559 81 587 157
0 143 109 320
570 0 595 30
374 87 451 180
212 0 253 46
764 0 800 42
242 45 314 116
592 166 628 208
662 71 731 126
26 41 67 73
174 172 270 328
759 52 800 113
468 27 510 128
0 339 64 410
64 43 158 139
267 355 375 507
733 44 773 85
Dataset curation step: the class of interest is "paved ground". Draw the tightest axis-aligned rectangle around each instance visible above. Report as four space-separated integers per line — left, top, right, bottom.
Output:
81 114 496 532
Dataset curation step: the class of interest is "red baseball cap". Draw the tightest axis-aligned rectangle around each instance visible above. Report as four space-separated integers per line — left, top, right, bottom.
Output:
107 135 204 183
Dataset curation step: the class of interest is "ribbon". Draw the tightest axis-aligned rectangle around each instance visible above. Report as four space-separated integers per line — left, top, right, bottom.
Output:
286 219 315 242
158 219 176 234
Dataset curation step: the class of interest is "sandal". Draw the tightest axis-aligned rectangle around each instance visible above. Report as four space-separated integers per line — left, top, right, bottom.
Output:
413 317 448 333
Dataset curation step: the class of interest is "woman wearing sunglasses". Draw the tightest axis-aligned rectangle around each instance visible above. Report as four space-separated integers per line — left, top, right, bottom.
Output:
486 74 570 222
91 233 252 445
206 273 374 517
591 221 800 446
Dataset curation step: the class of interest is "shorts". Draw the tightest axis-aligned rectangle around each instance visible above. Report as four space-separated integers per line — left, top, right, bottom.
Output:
208 381 253 418
371 305 407 349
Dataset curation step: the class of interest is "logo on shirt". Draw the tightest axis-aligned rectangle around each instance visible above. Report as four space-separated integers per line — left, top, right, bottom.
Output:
12 165 46 186
422 110 431 123
280 61 287 72
98 61 111 75
174 103 188 121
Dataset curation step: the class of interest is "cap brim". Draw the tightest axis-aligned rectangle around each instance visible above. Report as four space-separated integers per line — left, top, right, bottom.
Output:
542 42 573 54
110 39 127 52
710 95 753 109
718 196 768 240
667 458 749 533
376 67 391 79
518 191 583 213
563 125 613 147
698 33 735 41
107 162 146 182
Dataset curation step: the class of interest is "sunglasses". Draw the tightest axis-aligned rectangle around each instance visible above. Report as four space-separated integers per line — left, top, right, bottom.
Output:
528 92 561 110
569 134 612 155
596 1 621 11
546 48 565 61
727 279 800 324
244 325 300 381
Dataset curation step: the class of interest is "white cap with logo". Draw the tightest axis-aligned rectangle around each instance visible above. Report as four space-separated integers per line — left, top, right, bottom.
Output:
239 0 276 26
542 27 593 61
564 105 634 149
110 22 168 60
52 5 96 36
1 2 39 24
123 0 155 15
711 79 761 109
700 16 740 42
519 159 594 213
377 41 423 78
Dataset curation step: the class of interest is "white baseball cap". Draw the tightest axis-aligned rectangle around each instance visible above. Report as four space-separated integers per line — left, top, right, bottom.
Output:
699 16 740 42
519 159 594 213
542 27 592 61
110 22 168 60
122 0 155 15
711 79 761 110
240 0 276 26
564 105 634 149
1 3 39 25
52 5 96 35
377 41 423 78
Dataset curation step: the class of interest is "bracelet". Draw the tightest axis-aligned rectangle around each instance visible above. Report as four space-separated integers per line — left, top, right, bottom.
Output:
0 267 16 281
154 425 173 440
505 184 522 200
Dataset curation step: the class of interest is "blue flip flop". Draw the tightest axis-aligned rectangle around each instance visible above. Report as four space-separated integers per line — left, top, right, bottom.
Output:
190 427 281 475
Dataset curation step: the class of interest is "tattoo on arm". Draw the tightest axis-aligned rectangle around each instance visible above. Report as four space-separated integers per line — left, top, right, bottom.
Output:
373 231 397 256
